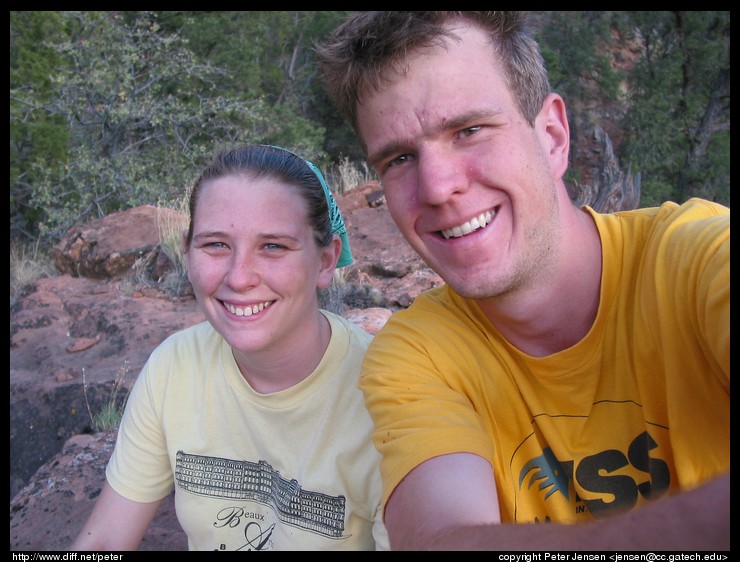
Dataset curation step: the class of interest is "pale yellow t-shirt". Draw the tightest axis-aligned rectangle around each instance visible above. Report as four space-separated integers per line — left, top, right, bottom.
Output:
107 311 389 551
361 198 729 524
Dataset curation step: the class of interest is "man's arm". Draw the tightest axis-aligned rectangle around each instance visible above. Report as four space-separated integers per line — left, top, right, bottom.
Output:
70 480 163 551
385 453 730 551
384 453 501 550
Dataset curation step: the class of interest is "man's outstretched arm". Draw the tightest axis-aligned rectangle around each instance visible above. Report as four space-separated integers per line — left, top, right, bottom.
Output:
385 453 730 551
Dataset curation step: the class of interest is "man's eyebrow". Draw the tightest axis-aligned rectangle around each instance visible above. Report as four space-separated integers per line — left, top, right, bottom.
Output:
367 109 504 168
443 109 505 131
368 142 409 170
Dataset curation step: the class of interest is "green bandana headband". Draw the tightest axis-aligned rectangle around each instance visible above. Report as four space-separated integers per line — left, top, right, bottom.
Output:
263 145 353 268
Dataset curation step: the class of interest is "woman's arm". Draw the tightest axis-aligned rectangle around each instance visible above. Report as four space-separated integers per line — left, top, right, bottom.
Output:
70 480 163 551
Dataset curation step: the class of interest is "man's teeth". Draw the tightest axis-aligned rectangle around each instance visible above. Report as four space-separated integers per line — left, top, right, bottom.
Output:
225 301 273 317
441 210 494 239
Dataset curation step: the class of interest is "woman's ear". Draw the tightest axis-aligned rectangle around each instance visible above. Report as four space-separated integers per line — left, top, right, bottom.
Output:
316 235 342 289
181 228 190 255
181 228 192 282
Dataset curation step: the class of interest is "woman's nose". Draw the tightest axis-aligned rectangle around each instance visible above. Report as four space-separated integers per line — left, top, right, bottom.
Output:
225 254 260 289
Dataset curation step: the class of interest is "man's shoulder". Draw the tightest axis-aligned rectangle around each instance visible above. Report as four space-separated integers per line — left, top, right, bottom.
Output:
648 198 729 244
605 197 729 223
592 197 729 248
375 284 478 337
394 284 454 316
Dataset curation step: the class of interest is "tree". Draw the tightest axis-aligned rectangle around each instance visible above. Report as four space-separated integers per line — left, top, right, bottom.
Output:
10 11 729 247
10 11 70 239
10 11 327 244
539 12 626 195
620 11 730 206
155 11 347 164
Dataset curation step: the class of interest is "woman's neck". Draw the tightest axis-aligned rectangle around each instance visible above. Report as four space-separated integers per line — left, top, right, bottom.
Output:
233 310 332 394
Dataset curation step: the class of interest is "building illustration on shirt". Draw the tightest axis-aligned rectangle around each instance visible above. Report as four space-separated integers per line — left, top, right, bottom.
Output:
175 450 346 538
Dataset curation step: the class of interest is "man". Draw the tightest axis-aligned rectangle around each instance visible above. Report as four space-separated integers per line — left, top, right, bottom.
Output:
315 12 729 550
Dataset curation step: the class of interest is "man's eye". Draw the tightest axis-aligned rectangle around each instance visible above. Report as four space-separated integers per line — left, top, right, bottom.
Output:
388 153 413 168
459 125 481 138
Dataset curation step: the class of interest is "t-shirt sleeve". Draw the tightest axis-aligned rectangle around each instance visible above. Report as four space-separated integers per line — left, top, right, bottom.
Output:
359 300 495 508
645 198 730 384
106 347 174 503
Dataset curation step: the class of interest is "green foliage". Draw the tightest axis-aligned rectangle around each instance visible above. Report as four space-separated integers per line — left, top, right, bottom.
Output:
12 11 329 245
541 12 623 103
700 131 730 204
540 12 628 198
24 12 269 242
619 11 730 206
161 11 354 162
10 11 70 238
260 104 327 165
9 11 731 251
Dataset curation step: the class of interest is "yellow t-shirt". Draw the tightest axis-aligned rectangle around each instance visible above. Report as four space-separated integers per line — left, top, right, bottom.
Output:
361 198 729 524
107 311 389 551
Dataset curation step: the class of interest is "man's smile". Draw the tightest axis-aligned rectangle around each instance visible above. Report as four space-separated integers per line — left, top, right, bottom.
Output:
440 209 495 239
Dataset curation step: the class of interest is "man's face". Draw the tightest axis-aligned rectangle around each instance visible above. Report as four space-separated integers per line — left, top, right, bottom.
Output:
357 23 565 301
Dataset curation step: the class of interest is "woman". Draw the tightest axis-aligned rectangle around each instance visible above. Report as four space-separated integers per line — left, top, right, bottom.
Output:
71 145 388 551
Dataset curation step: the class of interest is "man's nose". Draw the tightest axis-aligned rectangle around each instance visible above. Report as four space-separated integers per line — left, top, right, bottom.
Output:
416 147 468 206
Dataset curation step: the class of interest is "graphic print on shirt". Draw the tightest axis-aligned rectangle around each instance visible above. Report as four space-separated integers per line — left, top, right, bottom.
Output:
175 450 348 550
510 404 671 523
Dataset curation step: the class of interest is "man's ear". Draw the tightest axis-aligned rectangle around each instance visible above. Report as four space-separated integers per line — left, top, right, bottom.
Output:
537 92 570 180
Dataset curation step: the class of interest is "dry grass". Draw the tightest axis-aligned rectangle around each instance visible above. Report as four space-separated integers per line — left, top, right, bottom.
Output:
10 239 56 307
328 156 378 195
156 192 191 295
82 361 131 433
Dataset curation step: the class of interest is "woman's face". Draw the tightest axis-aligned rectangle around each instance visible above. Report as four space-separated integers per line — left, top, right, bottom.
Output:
184 173 337 355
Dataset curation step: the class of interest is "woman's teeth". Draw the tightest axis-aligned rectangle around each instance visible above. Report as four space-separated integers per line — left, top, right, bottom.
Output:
441 210 494 239
225 301 273 317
